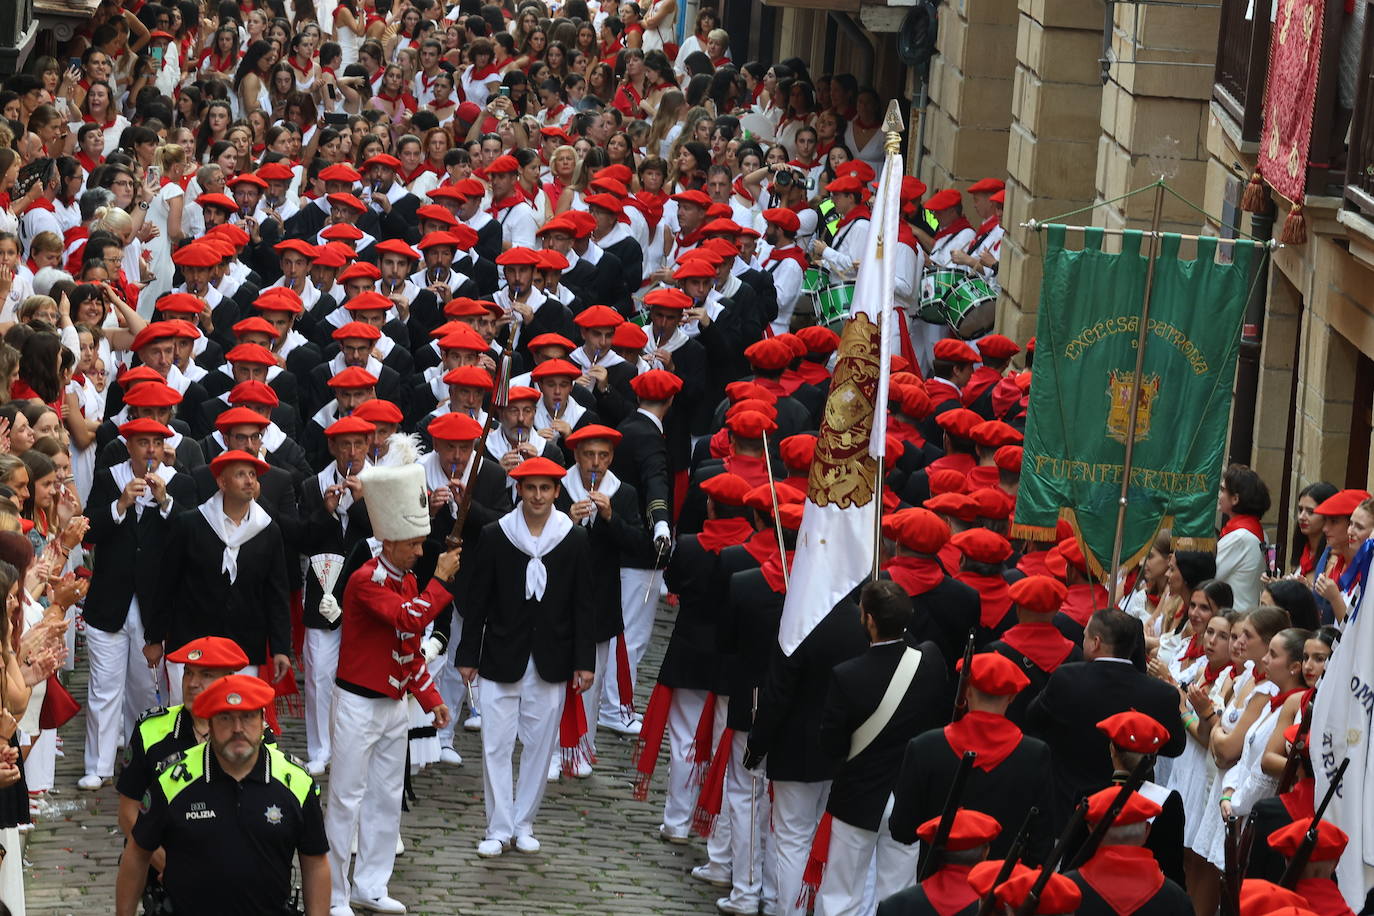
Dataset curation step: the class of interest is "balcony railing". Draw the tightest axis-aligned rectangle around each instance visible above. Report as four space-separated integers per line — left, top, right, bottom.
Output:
1213 0 1272 144
1304 0 1350 197
1346 1 1374 216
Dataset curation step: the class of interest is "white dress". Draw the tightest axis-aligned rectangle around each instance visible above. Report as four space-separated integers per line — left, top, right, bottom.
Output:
848 124 886 173
338 23 360 67
141 181 184 305
1169 659 1229 848
1194 671 1278 867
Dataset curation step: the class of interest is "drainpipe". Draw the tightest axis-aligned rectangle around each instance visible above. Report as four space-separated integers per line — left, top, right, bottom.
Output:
829 12 874 86
1228 205 1274 468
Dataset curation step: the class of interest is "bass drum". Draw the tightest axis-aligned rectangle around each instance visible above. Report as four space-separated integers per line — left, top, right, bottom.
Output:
918 269 963 323
942 273 997 340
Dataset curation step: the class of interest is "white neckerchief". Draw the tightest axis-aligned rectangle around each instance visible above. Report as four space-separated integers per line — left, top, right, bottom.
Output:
328 352 384 378
535 394 586 431
277 328 309 360
317 461 365 529
561 465 621 528
646 325 690 354
569 345 626 370
197 492 272 583
421 450 473 519
486 426 545 460
497 505 574 599
262 422 286 453
110 460 176 517
164 363 190 394
681 290 725 337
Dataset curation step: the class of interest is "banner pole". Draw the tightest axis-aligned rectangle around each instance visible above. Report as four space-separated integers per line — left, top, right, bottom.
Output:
1107 179 1166 601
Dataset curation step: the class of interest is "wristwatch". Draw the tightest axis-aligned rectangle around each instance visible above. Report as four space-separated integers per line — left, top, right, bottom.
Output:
138 201 149 210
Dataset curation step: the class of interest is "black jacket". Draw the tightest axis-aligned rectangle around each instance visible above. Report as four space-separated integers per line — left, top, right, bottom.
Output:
611 410 672 564
720 567 785 732
553 480 648 642
821 639 949 830
298 469 374 629
659 532 737 693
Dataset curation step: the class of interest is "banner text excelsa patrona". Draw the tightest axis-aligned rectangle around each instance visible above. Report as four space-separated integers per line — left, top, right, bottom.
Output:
1062 316 1212 374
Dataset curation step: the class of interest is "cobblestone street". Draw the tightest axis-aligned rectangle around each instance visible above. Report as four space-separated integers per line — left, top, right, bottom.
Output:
22 603 723 915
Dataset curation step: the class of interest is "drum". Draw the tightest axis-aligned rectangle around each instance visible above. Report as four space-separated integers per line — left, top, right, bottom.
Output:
805 267 856 331
942 273 997 340
918 269 963 324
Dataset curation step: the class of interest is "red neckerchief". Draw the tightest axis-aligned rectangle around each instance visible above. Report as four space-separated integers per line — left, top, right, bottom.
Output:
1000 622 1074 672
84 113 118 130
635 190 667 233
962 365 1003 407
487 193 525 217
762 371 806 397
697 518 755 555
852 115 881 130
1061 583 1110 626
1280 777 1315 820
430 99 456 118
927 452 977 475
957 571 1012 628
1179 633 1205 661
761 548 795 594
417 68 438 92
1200 660 1228 686
765 244 809 272
203 49 235 72
1221 514 1265 541
376 91 417 110
516 181 541 205
837 204 871 231
544 102 566 121
741 529 777 566
783 475 810 494
934 216 974 242
966 465 1000 491
543 177 566 203
469 61 502 81
944 710 1021 771
395 164 429 185
1079 846 1165 916
24 257 38 274
1330 553 1348 582
974 214 1000 239
1299 542 1316 576
75 151 102 174
722 454 770 488
920 864 979 916
898 221 921 252
676 226 707 250
289 55 313 76
1018 550 1052 578
731 175 755 204
23 197 55 214
794 360 829 387
1270 685 1305 711
925 376 961 406
885 555 944 596
787 157 820 171
1295 879 1356 916
888 417 926 449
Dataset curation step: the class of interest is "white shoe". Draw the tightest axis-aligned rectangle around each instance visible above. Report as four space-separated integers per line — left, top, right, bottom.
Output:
716 896 760 915
476 838 504 858
396 835 405 855
439 746 462 765
513 834 540 854
572 758 593 778
691 863 732 887
601 717 642 736
349 893 406 914
658 823 690 845
547 756 562 782
463 714 482 731
76 774 106 791
306 759 326 776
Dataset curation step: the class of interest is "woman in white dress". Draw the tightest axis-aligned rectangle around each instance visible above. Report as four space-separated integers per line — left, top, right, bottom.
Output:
845 88 887 173
235 40 280 127
1169 611 1237 845
140 144 187 305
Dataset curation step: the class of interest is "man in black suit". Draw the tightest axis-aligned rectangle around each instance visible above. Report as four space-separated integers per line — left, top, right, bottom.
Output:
101 322 214 437
456 457 595 859
419 412 514 754
813 580 949 915
882 508 981 677
1025 608 1187 830
1063 788 1192 916
79 418 198 791
986 575 1083 726
196 341 303 437
640 289 707 480
144 450 291 695
586 193 641 314
889 652 1054 871
94 380 207 473
208 382 313 485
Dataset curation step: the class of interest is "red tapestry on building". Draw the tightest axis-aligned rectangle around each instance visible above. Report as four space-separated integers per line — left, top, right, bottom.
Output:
1258 0 1326 202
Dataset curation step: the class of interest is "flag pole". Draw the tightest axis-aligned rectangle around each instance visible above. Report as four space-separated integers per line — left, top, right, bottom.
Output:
1107 179 1166 601
872 100 905 582
760 427 789 588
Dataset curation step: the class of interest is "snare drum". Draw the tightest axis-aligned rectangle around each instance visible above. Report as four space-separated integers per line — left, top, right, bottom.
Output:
942 273 997 340
805 267 855 331
918 269 963 323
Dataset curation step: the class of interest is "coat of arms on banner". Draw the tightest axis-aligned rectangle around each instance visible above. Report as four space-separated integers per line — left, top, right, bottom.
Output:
1106 371 1160 444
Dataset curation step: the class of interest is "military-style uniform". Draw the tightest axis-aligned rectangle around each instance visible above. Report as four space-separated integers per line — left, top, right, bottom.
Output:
131 741 327 914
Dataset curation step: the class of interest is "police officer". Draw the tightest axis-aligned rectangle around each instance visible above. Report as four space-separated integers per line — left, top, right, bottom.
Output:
115 675 329 915
115 636 252 884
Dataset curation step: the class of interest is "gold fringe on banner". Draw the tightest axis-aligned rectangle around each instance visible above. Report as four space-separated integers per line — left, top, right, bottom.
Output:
1010 523 1059 542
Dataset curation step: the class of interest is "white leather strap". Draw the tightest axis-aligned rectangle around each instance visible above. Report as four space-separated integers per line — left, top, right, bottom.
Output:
849 646 922 760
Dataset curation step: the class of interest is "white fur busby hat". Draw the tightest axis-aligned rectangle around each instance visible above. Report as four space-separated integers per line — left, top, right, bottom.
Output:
359 463 431 541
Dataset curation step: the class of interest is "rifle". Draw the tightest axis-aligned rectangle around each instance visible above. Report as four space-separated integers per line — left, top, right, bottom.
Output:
951 630 976 722
1276 706 1313 795
1063 752 1154 870
1220 813 1258 916
1012 800 1089 916
972 806 1039 916
447 320 518 549
1279 757 1350 888
918 750 977 881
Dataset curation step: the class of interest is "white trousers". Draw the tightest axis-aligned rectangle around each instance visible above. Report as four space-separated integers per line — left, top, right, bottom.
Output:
723 730 774 910
663 688 726 834
814 798 918 916
303 627 342 764
479 660 562 841
436 609 478 747
578 639 611 759
83 600 157 778
772 780 832 916
600 567 659 726
325 689 408 908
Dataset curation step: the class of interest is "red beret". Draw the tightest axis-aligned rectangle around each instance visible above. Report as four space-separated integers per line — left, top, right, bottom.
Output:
352 399 403 425
345 292 393 313
703 218 744 237
326 192 367 213
255 161 294 182
205 222 250 246
321 223 365 242
958 652 1031 696
776 333 808 360
925 189 963 211
495 246 542 267
825 175 867 196
744 482 806 514
744 338 794 371
1084 787 1163 826
536 215 577 236
725 381 778 405
537 249 569 271
895 384 933 419
332 321 383 343
991 190 1006 204
443 366 495 390
328 366 378 389
994 445 1024 472
612 323 648 348
228 380 278 407
900 176 928 203
214 406 270 432
777 503 805 531
485 154 520 174
417 204 459 226
762 207 801 232
194 193 239 213
968 861 1033 898
726 399 778 423
630 370 683 401
156 292 207 316
1239 882 1310 916
527 333 576 352
361 153 402 171
170 243 221 268
1097 711 1171 754
130 323 180 352
274 238 317 258
438 327 490 352
978 334 1020 360
1313 489 1372 517
228 173 268 190
890 508 951 554
968 487 1015 521
225 343 278 366
1048 536 1089 577
123 382 182 408
562 210 597 237
531 358 582 381
701 473 752 507
210 448 270 477
671 189 712 208
585 193 624 215
967 177 1006 194
951 528 1012 564
444 297 490 318
325 416 376 437
452 177 487 199
994 869 1082 915
936 408 984 441
120 417 174 439
338 261 382 282
795 325 840 354
1008 575 1068 614
509 456 567 480
374 238 419 260
673 259 717 280
319 163 362 183
727 409 778 439
928 468 968 496
165 636 250 669
505 386 540 403
933 339 981 364
428 412 484 441
644 288 693 311
574 305 624 329
589 175 629 196
1268 819 1349 861
565 424 624 448
254 288 304 314
192 673 276 718
417 231 461 251
915 809 1001 852
779 434 817 470
971 420 1024 448
923 492 980 522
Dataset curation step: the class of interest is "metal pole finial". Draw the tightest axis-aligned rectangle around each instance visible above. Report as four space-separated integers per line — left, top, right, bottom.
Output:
883 100 905 155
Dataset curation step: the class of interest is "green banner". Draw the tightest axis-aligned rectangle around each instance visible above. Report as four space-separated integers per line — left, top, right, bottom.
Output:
1013 225 1255 578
